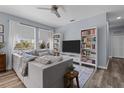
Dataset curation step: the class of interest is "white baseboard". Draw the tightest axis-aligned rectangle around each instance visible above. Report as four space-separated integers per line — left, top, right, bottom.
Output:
109 56 112 58
97 66 107 69
6 66 12 70
97 56 111 70
106 56 111 69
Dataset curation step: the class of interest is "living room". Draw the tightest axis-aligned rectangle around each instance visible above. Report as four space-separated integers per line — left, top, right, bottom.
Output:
0 4 124 90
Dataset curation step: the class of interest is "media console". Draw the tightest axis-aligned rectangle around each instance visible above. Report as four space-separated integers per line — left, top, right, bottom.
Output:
60 52 96 67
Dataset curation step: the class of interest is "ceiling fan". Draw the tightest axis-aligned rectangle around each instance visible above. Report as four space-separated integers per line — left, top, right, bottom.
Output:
37 5 61 18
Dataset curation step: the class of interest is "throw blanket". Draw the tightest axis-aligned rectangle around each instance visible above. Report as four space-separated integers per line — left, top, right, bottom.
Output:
19 53 36 76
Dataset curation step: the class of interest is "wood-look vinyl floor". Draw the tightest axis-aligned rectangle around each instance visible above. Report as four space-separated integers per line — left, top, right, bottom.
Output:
86 57 124 88
0 57 124 88
0 70 25 88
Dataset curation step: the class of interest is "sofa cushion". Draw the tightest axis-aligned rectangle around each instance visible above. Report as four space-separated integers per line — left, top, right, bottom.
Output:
35 56 52 65
35 49 48 56
50 56 63 63
39 52 49 56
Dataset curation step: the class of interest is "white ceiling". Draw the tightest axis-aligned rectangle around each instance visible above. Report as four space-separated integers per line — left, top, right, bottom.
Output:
0 5 124 27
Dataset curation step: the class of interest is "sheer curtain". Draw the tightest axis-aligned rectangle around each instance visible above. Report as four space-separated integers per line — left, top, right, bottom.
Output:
8 20 17 69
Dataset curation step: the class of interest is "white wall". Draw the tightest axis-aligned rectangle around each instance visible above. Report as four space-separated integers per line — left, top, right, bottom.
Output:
55 13 109 68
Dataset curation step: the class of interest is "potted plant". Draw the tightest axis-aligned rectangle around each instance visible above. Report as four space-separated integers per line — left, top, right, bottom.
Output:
68 64 75 71
40 42 46 49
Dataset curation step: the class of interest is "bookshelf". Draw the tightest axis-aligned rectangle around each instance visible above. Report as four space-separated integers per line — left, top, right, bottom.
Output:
81 28 97 67
53 33 63 54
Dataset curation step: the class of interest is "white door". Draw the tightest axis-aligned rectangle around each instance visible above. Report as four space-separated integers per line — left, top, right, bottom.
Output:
111 35 124 58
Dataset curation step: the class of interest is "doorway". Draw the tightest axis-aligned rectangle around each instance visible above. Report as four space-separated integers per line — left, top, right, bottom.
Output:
110 31 124 58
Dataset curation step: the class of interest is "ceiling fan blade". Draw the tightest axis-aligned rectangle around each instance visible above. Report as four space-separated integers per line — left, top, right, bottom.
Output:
51 6 61 18
37 7 51 10
37 5 61 18
55 11 61 17
51 10 61 18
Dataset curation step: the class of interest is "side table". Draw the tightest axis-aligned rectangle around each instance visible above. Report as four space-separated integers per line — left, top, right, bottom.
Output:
64 70 80 88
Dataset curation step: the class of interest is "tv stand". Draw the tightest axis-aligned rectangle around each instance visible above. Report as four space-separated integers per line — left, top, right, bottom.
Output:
61 52 96 67
61 52 79 56
60 52 81 65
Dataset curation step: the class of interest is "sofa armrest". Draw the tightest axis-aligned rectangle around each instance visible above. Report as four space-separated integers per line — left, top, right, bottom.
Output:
42 58 73 88
27 57 73 88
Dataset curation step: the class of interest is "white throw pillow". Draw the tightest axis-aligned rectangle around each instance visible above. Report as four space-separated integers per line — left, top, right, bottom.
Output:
39 52 49 56
35 49 48 56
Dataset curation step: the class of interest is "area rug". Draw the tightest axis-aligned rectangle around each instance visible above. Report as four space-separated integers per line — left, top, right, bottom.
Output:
73 64 95 88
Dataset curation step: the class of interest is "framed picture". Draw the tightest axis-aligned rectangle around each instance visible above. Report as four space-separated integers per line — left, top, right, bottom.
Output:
0 35 4 43
0 25 4 33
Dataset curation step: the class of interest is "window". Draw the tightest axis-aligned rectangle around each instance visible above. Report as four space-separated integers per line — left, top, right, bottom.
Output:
14 23 35 50
38 29 52 49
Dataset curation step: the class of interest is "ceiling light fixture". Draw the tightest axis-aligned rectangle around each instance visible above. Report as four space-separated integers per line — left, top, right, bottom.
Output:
117 16 121 20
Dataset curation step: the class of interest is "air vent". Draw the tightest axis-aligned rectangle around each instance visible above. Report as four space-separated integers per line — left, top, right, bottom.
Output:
70 19 75 22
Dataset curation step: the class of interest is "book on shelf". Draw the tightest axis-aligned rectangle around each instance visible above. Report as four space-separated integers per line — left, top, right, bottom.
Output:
81 58 95 64
81 28 97 65
81 28 96 36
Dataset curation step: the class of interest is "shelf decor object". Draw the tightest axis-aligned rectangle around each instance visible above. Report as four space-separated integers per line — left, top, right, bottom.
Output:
81 27 97 67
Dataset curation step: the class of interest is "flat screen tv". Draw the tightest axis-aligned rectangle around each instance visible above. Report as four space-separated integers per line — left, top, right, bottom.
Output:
62 40 80 53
